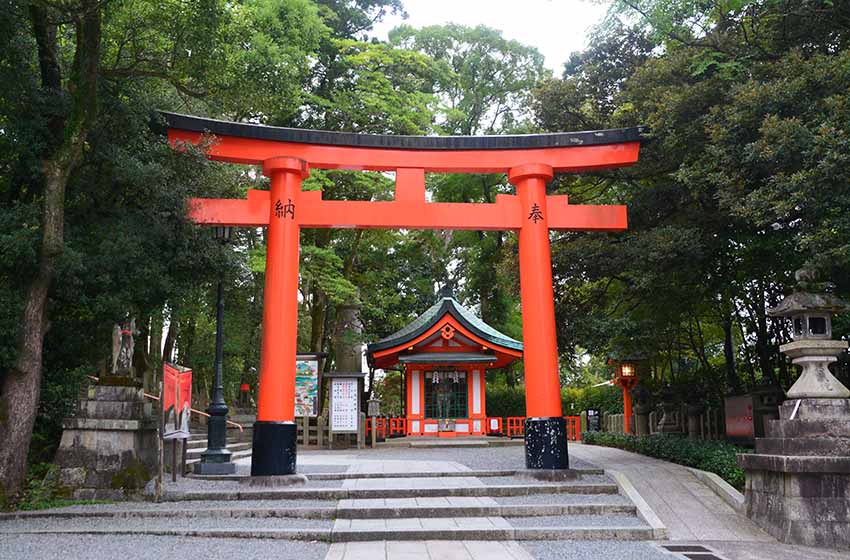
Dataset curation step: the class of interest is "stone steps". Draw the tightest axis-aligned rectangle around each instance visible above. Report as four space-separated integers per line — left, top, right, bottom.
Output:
164 482 620 502
1 525 656 542
2 457 664 545
185 441 252 459
2 503 636 521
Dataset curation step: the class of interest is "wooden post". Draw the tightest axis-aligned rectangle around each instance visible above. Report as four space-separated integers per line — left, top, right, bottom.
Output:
317 416 324 448
171 439 177 482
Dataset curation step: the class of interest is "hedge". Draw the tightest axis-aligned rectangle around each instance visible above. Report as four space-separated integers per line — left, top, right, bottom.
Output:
582 431 748 490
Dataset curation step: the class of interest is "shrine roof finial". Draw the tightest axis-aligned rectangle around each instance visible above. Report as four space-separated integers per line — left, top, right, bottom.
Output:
438 284 454 299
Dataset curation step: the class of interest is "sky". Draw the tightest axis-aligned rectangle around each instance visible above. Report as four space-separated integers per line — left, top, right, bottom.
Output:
371 0 612 73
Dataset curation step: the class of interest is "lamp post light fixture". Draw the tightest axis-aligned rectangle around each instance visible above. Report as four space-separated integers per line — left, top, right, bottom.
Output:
609 356 642 435
195 226 237 475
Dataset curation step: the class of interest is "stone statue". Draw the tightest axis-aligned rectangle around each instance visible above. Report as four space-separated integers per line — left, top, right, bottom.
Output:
112 318 137 375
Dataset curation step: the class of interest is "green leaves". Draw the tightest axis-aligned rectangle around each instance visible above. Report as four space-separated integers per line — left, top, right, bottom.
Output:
389 23 549 135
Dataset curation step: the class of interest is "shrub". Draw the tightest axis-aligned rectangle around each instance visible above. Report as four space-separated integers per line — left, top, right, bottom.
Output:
485 385 526 418
582 431 748 490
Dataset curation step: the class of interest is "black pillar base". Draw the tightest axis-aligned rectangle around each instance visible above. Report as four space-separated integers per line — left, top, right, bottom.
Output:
251 421 297 476
524 416 569 469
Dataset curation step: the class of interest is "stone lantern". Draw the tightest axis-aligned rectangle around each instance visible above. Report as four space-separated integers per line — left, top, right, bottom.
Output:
768 268 849 399
737 268 850 548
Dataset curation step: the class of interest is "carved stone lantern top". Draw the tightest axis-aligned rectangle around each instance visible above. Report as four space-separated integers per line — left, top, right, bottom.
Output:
769 268 849 399
769 268 849 341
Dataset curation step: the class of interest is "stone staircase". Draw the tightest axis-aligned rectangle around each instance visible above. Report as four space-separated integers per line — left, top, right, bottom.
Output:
184 428 252 465
0 467 664 544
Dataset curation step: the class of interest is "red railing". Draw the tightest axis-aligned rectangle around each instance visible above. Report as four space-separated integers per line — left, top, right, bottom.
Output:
388 417 407 437
565 415 581 441
365 417 387 439
506 416 526 438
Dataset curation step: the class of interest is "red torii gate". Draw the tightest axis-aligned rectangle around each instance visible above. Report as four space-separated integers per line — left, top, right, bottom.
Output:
162 113 643 476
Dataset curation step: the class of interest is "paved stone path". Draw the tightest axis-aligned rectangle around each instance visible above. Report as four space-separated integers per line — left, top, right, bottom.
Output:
320 455 527 560
568 442 769 542
325 540 535 560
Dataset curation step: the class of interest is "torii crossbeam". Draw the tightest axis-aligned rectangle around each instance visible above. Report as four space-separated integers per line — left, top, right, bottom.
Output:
162 112 643 476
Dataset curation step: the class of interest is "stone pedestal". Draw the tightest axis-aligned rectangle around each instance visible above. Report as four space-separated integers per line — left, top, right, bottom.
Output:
685 404 705 440
55 384 158 500
656 401 682 434
738 398 850 548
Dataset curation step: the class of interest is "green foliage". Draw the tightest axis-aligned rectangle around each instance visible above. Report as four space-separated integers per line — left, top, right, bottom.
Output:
537 0 850 394
582 432 749 489
562 385 623 416
373 370 404 416
485 382 623 418
485 384 527 418
390 23 549 135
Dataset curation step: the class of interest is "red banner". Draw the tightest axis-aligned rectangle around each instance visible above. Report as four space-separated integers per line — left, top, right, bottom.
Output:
163 363 192 439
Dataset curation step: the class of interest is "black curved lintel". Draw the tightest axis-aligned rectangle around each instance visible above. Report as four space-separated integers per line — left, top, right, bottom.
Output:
158 111 646 151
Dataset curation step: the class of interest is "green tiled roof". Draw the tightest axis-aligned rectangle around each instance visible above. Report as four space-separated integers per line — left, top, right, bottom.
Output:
366 296 523 357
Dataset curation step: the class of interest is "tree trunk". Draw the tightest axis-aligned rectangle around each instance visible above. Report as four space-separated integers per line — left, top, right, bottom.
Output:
162 309 177 364
0 1 100 501
722 315 741 394
309 287 326 353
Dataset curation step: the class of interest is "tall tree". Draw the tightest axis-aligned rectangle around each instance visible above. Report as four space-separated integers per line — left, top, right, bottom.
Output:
0 0 325 500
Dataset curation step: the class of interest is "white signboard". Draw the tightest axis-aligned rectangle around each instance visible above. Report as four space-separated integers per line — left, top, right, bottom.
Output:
331 378 359 433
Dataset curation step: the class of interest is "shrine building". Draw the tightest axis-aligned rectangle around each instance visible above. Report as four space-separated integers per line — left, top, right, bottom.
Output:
367 290 522 437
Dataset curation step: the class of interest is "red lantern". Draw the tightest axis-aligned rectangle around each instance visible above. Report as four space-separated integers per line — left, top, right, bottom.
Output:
608 358 641 434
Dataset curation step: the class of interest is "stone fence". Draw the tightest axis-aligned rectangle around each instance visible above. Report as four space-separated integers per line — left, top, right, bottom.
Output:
603 405 725 440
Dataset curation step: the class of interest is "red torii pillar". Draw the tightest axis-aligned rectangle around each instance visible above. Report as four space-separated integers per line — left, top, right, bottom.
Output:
162 112 642 475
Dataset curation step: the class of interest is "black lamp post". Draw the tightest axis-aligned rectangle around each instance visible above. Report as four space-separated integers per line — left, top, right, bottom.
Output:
195 226 237 475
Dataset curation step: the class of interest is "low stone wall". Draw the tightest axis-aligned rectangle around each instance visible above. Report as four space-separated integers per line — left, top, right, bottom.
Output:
603 406 724 440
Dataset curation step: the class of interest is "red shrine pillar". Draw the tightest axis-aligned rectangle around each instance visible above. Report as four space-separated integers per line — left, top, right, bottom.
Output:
252 156 308 476
510 163 569 470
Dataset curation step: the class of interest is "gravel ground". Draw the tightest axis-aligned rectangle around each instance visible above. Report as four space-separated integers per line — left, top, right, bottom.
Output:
16 498 338 514
522 540 674 560
495 493 631 505
0 517 333 532
0 534 329 560
508 514 647 528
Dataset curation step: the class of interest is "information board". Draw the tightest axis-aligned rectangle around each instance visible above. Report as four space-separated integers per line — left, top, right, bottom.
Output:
330 378 359 433
294 358 319 417
163 363 192 439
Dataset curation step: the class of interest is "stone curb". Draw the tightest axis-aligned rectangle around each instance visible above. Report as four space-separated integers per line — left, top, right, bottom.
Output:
1 525 656 542
163 483 620 502
606 469 668 540
186 468 605 481
685 466 745 515
0 503 636 521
